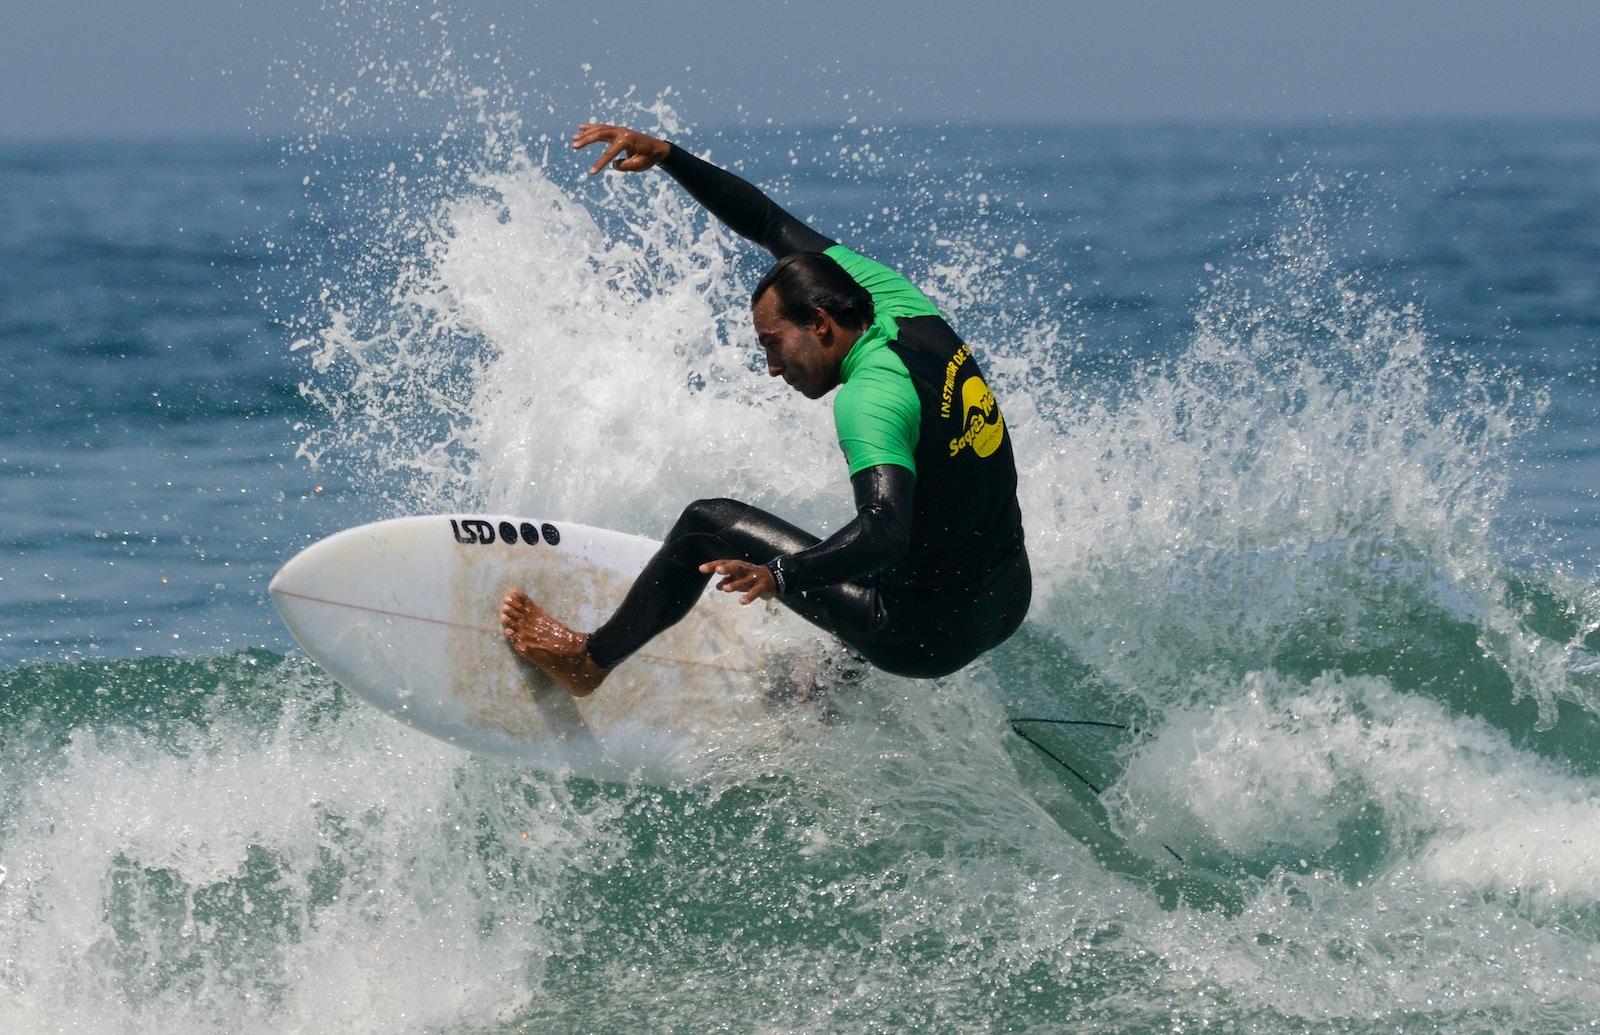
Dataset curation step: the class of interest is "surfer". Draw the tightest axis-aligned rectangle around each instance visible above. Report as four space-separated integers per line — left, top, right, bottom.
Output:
501 122 1030 695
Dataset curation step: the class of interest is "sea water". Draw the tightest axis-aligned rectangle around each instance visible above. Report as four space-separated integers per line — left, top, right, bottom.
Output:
3 65 1600 1035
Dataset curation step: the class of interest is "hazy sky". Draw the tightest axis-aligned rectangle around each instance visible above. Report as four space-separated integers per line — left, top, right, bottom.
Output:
5 0 1599 138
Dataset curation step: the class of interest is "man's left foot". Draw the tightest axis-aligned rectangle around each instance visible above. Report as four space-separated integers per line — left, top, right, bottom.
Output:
499 588 610 696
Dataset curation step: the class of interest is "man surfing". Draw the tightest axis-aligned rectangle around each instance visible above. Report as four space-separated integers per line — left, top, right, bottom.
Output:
501 123 1030 695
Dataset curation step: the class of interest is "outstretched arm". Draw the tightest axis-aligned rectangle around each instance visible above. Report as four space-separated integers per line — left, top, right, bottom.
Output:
572 123 835 259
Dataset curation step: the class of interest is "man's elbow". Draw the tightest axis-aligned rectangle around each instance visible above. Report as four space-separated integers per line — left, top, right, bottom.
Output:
863 507 913 564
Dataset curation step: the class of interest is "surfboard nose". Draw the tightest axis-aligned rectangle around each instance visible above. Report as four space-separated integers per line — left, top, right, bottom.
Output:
267 537 328 603
267 551 308 603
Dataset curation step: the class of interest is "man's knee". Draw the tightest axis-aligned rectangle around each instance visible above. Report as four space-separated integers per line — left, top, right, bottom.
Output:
663 497 813 569
670 498 748 540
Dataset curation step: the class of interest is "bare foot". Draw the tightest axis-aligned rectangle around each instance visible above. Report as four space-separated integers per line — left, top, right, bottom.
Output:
499 588 610 697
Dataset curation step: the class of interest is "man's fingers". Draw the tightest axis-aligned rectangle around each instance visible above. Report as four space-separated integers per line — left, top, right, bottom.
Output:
571 123 633 173
695 559 772 604
573 124 666 175
587 140 628 175
701 559 772 603
571 123 617 147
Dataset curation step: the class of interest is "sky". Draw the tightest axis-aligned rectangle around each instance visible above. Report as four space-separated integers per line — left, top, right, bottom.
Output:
4 0 1600 139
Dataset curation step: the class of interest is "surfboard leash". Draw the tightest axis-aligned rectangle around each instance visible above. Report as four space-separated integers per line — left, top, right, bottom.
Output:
1008 717 1185 865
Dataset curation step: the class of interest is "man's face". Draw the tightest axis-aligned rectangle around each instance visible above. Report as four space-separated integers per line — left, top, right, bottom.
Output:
752 289 840 400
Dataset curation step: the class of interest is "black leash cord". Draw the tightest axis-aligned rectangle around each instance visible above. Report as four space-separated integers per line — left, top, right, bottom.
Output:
1008 718 1185 865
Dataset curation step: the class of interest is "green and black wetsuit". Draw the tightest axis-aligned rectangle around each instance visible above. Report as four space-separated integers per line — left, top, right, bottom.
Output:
584 144 1030 679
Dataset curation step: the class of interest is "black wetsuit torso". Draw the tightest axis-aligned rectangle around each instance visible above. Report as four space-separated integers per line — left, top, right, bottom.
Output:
835 265 1026 596
584 144 1029 679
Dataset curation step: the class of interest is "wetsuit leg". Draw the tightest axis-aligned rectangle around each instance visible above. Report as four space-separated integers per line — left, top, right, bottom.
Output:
586 497 894 670
585 498 1030 679
585 498 819 669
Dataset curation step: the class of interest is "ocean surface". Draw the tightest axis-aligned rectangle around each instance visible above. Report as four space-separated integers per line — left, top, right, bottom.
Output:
3 105 1600 1031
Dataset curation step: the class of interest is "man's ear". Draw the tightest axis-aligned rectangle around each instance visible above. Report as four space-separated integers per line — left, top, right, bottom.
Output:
811 307 835 348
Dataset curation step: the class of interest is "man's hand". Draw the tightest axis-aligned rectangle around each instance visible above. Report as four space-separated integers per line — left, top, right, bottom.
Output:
572 123 671 176
699 559 777 605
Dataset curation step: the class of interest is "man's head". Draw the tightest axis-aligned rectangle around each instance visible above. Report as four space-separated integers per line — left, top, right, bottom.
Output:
750 253 874 399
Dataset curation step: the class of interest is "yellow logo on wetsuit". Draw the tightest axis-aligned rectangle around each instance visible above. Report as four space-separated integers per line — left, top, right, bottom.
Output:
949 375 1005 458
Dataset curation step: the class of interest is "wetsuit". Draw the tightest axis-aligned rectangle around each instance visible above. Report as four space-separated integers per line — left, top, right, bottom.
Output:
585 144 1030 679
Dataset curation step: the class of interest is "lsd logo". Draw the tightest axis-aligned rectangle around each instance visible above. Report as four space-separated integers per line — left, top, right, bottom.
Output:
449 518 561 546
451 518 498 544
948 376 1004 458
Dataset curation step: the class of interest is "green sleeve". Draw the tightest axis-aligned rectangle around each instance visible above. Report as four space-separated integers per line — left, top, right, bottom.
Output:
825 244 940 321
833 359 920 476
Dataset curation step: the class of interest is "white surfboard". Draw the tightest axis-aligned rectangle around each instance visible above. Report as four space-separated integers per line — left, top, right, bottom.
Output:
268 514 820 780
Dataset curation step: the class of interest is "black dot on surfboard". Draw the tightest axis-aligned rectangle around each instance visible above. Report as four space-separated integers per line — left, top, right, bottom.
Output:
541 523 560 546
519 521 539 545
498 521 517 545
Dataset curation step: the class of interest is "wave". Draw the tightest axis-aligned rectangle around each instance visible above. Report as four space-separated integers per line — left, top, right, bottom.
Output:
6 13 1600 1027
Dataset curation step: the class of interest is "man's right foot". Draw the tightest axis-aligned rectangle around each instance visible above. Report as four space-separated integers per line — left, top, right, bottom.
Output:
499 588 611 697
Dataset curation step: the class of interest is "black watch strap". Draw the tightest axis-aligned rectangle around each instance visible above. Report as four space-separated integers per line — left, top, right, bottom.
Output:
766 556 790 596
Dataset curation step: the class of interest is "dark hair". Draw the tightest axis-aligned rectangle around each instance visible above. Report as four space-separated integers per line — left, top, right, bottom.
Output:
751 252 874 331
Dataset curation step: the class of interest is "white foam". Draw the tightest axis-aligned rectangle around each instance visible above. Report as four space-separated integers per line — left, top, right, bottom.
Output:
1111 669 1600 908
0 665 614 1031
232 29 1600 1028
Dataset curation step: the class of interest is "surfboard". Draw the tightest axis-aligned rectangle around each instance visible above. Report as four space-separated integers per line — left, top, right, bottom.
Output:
268 514 820 780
